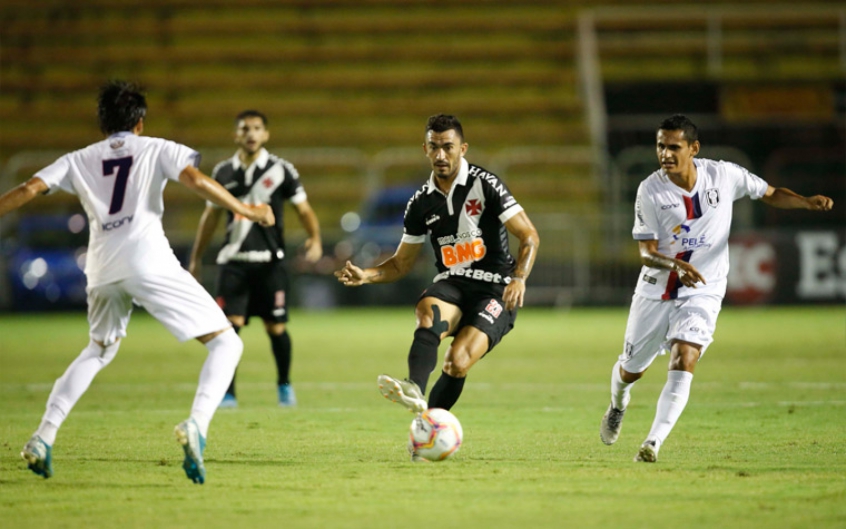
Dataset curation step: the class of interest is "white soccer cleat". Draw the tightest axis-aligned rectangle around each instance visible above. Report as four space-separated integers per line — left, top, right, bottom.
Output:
407 436 429 463
634 439 660 463
377 374 427 414
600 403 627 445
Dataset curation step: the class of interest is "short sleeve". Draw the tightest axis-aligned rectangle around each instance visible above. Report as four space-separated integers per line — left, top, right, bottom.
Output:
725 161 769 201
158 140 200 182
280 161 307 205
401 192 427 244
479 172 523 223
34 154 76 195
632 182 659 240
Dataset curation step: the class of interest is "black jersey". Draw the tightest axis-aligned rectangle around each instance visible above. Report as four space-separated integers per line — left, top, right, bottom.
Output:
402 159 523 285
211 148 306 264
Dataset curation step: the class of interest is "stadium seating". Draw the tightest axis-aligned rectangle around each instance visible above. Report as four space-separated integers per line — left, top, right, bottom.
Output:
1 1 841 244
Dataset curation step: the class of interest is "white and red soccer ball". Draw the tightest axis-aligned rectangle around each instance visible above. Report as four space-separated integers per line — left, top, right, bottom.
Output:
409 408 463 462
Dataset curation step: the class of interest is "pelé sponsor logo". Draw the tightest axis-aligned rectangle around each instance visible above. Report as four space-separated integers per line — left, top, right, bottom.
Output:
441 237 487 267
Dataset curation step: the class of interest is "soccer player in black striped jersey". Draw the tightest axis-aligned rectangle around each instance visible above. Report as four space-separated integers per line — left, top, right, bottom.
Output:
190 110 322 408
336 114 540 423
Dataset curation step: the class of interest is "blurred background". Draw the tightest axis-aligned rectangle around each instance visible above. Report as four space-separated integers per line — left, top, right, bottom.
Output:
0 0 843 311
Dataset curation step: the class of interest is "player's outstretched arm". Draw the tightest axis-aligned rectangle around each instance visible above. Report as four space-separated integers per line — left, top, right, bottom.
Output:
293 200 323 263
189 205 224 280
0 177 48 217
335 242 422 287
179 165 274 227
503 211 540 310
760 186 834 211
638 239 705 288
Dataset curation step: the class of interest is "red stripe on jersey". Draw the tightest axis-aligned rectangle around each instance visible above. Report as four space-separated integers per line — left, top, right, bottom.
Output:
661 250 694 300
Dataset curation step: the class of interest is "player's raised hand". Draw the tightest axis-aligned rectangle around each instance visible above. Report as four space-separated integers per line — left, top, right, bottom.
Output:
806 195 834 211
335 260 367 287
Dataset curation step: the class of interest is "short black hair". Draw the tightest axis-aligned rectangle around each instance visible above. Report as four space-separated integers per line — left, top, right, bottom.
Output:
236 110 268 126
97 80 147 135
658 114 698 144
426 114 464 142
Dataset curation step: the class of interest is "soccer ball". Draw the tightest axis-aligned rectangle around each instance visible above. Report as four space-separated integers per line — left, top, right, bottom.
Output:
409 408 463 462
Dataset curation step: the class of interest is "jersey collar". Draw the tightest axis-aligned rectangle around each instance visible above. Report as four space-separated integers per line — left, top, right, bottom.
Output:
231 147 269 172
231 148 270 186
426 158 469 196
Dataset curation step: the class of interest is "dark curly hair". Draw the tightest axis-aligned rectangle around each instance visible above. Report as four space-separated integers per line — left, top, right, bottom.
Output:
97 80 147 135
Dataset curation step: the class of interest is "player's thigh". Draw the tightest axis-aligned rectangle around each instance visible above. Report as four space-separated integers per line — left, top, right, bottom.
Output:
250 261 290 324
619 294 673 374
444 325 491 374
416 280 466 336
667 294 722 358
215 264 251 318
459 290 516 354
127 268 231 342
87 281 134 346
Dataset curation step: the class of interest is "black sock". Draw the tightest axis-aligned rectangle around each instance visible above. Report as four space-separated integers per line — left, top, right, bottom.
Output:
225 324 242 397
270 331 292 386
427 371 465 411
408 328 440 394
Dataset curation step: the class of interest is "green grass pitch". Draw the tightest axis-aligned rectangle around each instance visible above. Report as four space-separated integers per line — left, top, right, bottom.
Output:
1 306 844 528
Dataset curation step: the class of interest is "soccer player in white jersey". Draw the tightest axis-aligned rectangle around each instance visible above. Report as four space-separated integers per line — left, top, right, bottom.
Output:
0 80 274 484
599 114 833 463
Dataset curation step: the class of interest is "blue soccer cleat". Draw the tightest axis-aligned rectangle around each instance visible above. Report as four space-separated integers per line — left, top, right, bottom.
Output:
218 393 238 409
278 383 297 407
21 435 54 479
174 418 206 484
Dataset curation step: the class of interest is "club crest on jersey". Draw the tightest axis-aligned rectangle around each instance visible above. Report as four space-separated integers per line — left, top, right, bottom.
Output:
109 139 125 149
705 188 720 208
262 177 274 189
441 237 487 267
465 199 482 216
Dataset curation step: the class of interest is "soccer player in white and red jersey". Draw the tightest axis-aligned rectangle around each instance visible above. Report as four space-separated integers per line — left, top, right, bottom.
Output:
600 114 833 463
0 80 274 484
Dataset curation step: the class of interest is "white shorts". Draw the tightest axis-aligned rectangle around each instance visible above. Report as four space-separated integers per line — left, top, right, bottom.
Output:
618 293 722 374
87 267 231 345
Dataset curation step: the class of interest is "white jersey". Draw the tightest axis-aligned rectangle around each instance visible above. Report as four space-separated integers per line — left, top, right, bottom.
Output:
632 158 769 300
35 132 200 287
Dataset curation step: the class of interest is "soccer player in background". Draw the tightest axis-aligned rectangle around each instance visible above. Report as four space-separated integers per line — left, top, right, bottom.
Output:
0 80 274 484
335 114 539 460
189 110 322 408
600 114 833 463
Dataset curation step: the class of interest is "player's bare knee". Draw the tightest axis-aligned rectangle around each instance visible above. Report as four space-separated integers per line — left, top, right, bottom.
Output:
443 348 473 377
669 343 701 372
621 367 645 383
414 303 435 328
265 321 286 335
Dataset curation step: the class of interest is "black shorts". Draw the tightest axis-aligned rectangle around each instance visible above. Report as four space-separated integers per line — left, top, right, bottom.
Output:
419 276 517 353
215 260 289 324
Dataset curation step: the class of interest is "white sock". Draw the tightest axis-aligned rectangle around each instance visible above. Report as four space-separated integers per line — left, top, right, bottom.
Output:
190 329 243 438
37 340 120 445
610 360 634 410
646 370 694 445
